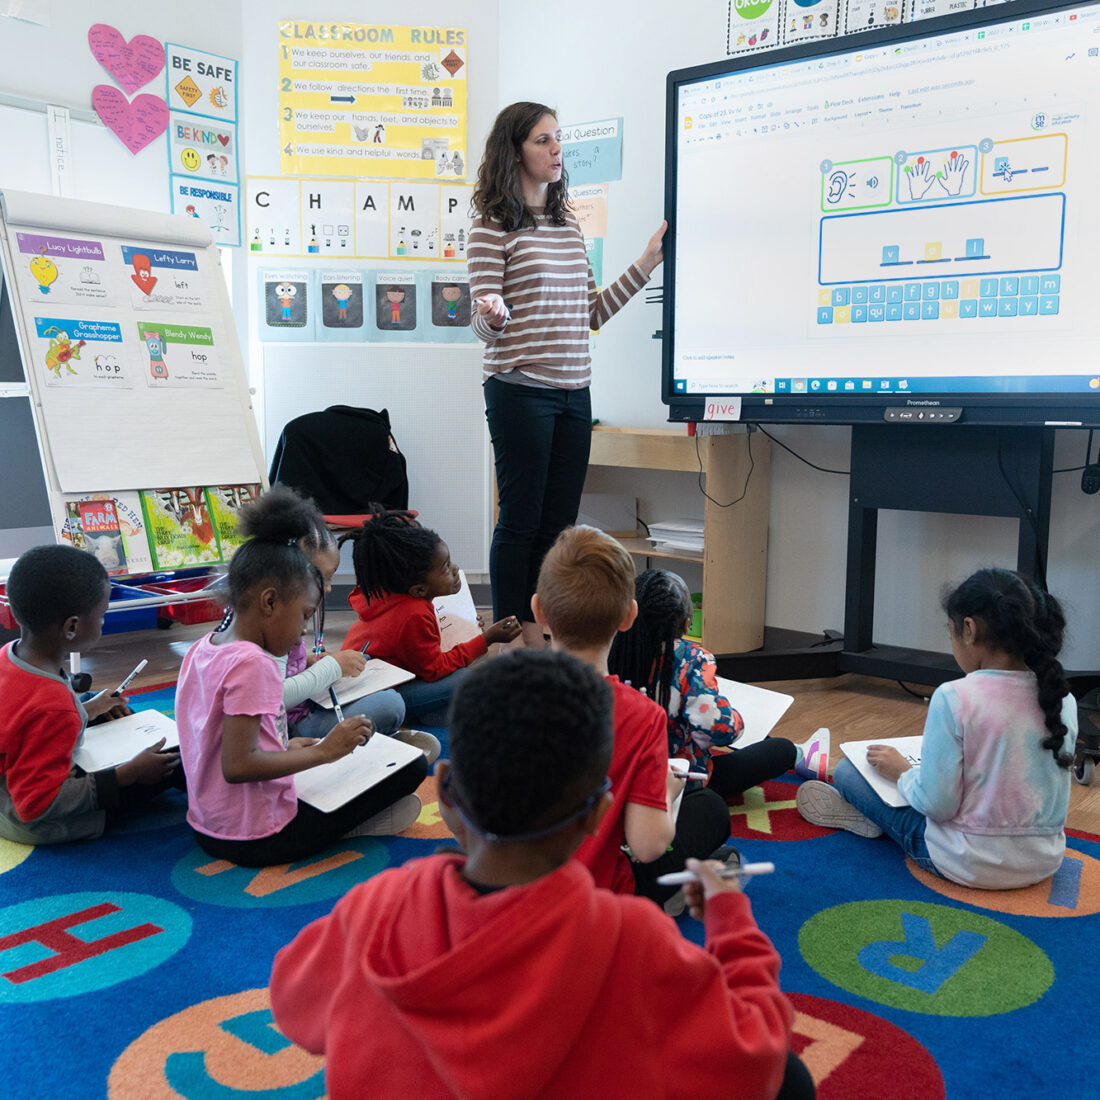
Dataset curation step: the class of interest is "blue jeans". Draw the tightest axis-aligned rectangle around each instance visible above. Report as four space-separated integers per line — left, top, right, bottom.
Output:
290 689 405 739
832 758 941 875
397 668 470 726
484 376 592 622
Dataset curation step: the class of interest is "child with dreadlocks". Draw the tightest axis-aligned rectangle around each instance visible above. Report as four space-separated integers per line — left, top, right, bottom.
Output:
608 569 803 802
341 508 522 724
797 568 1078 888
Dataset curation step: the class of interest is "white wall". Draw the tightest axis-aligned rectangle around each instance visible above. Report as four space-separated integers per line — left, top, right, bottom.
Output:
237 0 501 574
497 0 1100 669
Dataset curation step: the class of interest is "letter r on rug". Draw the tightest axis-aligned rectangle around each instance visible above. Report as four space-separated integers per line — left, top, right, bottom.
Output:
857 911 985 994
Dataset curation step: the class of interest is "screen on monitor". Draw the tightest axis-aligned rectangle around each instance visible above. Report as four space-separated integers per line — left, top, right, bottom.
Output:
663 0 1100 425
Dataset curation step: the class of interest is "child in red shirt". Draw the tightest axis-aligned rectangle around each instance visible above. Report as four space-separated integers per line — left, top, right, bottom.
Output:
270 649 813 1100
0 545 179 844
340 507 521 724
533 526 733 899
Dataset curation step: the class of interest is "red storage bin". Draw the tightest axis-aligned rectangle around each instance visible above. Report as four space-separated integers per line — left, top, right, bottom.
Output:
146 576 225 625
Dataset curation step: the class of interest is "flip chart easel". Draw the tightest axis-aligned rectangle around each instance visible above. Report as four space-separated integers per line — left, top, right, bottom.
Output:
0 188 267 645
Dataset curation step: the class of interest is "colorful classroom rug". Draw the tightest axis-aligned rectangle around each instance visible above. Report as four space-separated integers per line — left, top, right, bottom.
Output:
2 689 1098 1099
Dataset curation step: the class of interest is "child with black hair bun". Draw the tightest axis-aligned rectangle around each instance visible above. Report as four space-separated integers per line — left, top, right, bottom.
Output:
175 491 428 867
798 567 1078 889
0 545 180 844
608 569 803 800
270 649 813 1100
340 507 522 725
241 487 439 765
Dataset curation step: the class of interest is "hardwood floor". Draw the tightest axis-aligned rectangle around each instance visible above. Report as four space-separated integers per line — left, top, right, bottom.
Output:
75 612 1100 835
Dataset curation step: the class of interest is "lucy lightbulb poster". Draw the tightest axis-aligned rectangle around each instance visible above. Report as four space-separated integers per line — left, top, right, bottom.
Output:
14 232 117 307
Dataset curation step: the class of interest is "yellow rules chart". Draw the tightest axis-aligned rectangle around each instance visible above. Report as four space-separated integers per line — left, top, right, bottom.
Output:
278 22 467 180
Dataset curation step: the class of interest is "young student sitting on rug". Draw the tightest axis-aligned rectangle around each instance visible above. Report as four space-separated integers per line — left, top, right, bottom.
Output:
270 648 814 1100
797 568 1077 889
0 545 180 845
533 526 734 907
339 506 522 725
240 486 438 764
608 568 825 796
175 493 428 867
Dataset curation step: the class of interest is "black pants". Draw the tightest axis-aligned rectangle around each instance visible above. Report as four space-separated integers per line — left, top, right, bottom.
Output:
191 755 428 867
779 1052 816 1100
633 786 732 904
484 376 592 622
707 737 798 800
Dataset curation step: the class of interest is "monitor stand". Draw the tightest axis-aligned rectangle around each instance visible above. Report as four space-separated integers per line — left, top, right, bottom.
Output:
716 423 1096 693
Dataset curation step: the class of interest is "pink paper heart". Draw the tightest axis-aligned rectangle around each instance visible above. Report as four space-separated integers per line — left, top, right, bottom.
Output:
88 24 165 95
92 86 169 154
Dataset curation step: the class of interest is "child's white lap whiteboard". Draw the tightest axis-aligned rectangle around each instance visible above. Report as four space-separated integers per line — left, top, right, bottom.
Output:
717 676 795 748
0 189 265 494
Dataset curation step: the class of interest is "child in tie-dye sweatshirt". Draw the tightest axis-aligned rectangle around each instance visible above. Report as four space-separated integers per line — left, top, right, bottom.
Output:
796 568 1077 889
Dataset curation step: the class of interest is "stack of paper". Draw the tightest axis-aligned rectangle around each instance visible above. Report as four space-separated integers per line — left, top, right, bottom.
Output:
647 518 705 555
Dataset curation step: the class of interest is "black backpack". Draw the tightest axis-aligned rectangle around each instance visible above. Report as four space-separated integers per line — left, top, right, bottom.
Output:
268 405 409 514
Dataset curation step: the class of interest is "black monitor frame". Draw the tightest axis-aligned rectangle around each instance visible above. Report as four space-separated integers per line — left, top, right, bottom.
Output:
662 0 1100 426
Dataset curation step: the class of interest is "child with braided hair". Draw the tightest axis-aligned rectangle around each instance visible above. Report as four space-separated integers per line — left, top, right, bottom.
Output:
797 567 1078 889
607 569 801 800
341 508 522 724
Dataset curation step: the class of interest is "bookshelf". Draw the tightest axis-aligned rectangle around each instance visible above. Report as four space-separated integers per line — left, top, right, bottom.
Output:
586 426 770 654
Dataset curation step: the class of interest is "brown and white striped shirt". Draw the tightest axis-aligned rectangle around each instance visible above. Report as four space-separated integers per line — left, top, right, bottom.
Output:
467 210 649 389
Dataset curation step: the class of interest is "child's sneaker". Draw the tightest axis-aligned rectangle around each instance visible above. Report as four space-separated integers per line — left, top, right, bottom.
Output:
394 728 441 764
708 844 742 870
794 727 830 781
343 794 422 838
796 780 882 837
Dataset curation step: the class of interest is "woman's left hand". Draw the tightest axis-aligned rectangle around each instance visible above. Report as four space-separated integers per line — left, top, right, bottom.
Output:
867 744 911 782
637 220 668 277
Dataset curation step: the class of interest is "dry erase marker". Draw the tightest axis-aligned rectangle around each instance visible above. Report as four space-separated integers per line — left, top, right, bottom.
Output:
655 861 775 888
113 659 148 695
88 658 148 703
328 686 345 723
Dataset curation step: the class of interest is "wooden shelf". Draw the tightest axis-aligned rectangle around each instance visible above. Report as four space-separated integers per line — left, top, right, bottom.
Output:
585 426 770 655
618 537 703 563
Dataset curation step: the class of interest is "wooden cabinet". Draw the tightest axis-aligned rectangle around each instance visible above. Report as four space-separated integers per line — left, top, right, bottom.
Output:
586 426 770 655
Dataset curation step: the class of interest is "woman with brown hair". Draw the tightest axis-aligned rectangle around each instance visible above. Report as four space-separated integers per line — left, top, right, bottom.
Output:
469 101 665 647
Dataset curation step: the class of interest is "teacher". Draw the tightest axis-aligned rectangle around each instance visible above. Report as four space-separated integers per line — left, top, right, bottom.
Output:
468 101 666 647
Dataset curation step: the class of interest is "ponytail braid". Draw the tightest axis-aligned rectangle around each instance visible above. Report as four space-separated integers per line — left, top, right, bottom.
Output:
944 569 1071 768
608 569 694 712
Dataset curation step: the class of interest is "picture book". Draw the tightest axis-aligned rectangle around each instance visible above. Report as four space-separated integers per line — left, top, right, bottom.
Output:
54 492 155 576
77 498 128 576
139 487 222 569
207 483 261 559
72 709 179 773
839 736 924 808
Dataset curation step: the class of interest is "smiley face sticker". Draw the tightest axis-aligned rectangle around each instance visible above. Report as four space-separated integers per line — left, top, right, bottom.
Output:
180 147 201 172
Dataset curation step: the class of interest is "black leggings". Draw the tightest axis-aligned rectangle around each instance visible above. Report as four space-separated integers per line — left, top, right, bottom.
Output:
484 376 593 622
633 786 732 904
191 755 427 867
707 737 798 800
